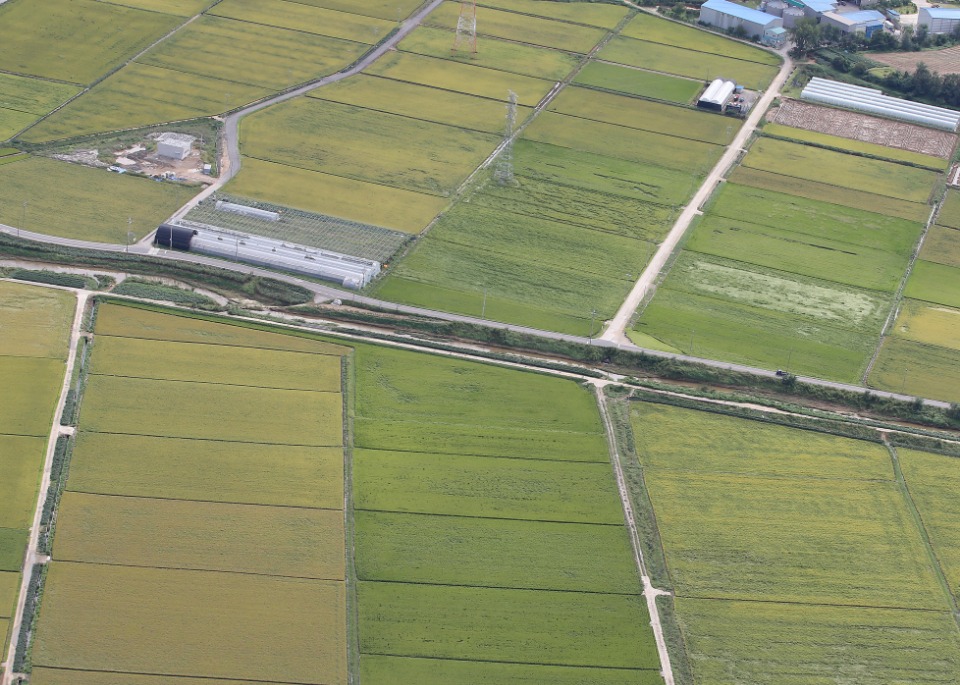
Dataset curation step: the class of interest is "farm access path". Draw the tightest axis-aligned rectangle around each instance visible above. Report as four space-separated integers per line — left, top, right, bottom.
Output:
600 52 795 346
2 289 89 685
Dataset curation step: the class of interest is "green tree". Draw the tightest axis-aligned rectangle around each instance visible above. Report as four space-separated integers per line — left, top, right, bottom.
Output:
792 18 821 55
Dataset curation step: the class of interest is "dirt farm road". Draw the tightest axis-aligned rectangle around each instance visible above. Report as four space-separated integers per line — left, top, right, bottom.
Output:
600 53 795 346
2 290 88 685
594 381 676 685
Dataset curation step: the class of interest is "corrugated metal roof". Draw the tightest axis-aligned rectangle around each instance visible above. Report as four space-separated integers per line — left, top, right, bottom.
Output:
766 26 789 34
701 0 780 24
837 9 885 22
924 7 960 18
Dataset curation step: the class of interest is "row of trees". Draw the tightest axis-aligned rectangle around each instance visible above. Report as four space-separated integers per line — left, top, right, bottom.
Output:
793 14 960 56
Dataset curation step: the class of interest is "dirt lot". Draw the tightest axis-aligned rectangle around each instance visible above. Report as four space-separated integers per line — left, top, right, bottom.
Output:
770 99 958 158
871 45 960 74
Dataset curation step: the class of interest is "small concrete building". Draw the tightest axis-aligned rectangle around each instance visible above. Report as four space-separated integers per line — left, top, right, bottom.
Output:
763 25 789 45
156 132 195 161
820 9 885 35
919 7 960 34
700 0 783 38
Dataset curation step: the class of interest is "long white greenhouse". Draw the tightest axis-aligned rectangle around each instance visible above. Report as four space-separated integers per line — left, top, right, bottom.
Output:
800 77 960 131
156 222 381 289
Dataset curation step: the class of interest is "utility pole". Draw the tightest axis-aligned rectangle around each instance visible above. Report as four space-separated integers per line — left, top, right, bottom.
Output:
481 287 487 319
451 0 478 55
19 200 28 239
589 308 597 344
493 91 518 186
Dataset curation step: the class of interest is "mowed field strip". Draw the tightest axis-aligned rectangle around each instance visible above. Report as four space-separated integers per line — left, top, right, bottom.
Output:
630 402 960 682
31 302 350 684
351 344 664 683
0 281 74 662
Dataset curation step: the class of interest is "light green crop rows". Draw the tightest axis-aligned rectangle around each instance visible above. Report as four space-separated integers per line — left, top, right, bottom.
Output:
574 61 702 104
742 137 938 204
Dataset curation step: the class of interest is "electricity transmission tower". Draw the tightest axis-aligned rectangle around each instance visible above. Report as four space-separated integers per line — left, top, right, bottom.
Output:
451 0 477 55
493 90 518 186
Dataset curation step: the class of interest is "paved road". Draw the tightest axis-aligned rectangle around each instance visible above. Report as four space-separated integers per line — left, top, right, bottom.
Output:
164 0 446 225
2 291 88 685
601 51 795 345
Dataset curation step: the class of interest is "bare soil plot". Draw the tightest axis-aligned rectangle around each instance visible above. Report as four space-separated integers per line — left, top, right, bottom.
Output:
770 99 957 159
871 45 960 75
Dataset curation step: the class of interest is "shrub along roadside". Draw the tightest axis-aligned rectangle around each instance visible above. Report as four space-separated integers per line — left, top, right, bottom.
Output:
293 303 960 432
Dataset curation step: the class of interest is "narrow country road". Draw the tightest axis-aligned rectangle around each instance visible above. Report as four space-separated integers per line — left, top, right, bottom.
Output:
594 383 675 685
163 0 447 225
2 290 88 685
601 52 795 345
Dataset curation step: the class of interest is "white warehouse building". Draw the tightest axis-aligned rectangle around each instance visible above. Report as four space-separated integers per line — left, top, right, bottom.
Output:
919 7 960 34
700 0 783 38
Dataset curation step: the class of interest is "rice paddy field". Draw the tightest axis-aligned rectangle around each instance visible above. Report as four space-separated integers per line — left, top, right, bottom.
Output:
629 401 960 682
424 1 608 52
633 121 944 380
0 72 80 142
0 156 196 243
351 344 662 683
240 97 500 196
0 282 74 657
620 11 781 65
32 302 349 684
742 137 939 203
0 0 182 85
17 0 407 143
599 35 779 89
869 299 960 402
574 61 703 104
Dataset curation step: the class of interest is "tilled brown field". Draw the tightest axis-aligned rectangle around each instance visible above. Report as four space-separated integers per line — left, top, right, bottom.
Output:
770 99 957 158
871 45 960 75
